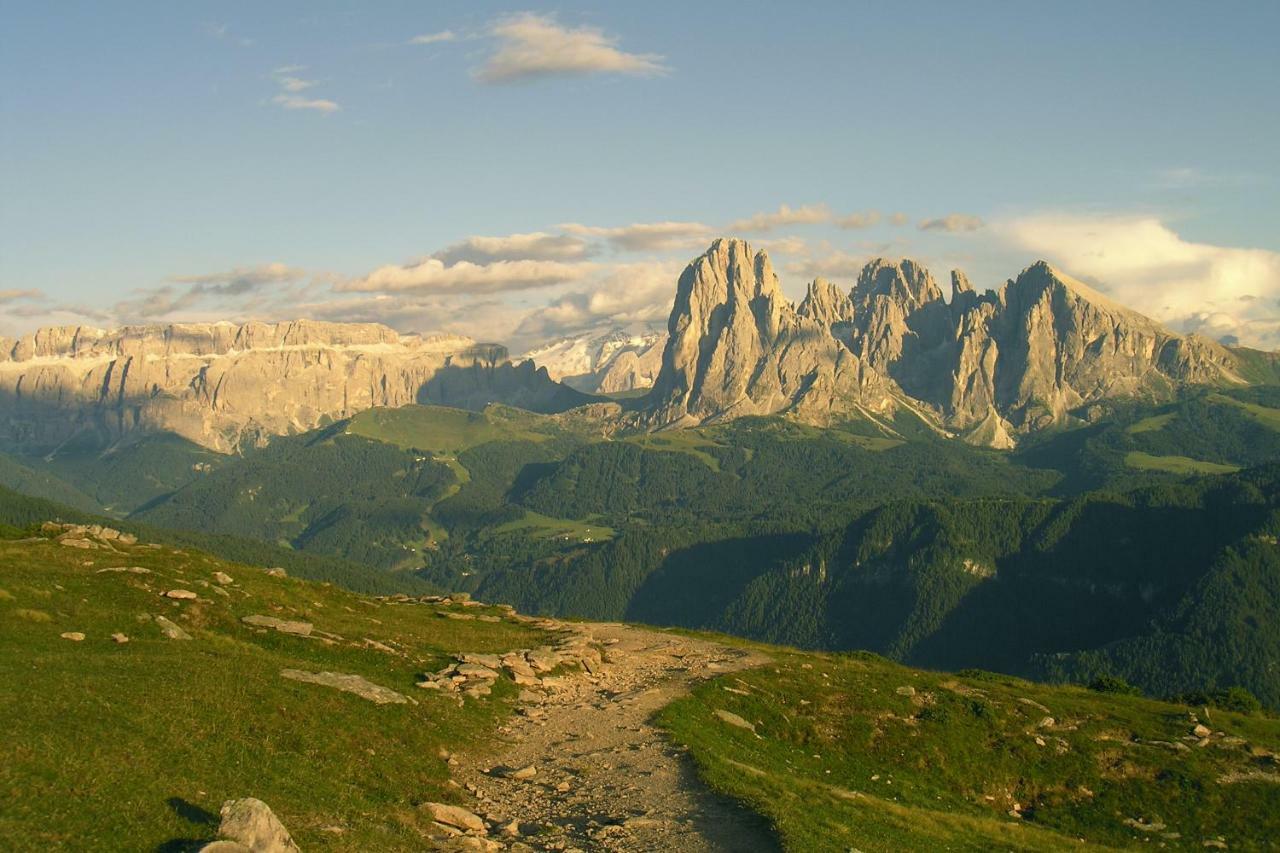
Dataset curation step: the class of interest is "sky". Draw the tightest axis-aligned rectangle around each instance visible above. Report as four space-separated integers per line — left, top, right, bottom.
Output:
2 1 1279 351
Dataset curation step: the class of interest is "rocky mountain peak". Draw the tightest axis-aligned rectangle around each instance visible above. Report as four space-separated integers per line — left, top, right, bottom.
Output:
797 278 854 326
853 258 944 312
651 240 875 426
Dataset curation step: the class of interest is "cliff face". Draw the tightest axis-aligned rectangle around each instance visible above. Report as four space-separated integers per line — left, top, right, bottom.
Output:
0 320 580 453
645 240 1249 444
648 239 881 427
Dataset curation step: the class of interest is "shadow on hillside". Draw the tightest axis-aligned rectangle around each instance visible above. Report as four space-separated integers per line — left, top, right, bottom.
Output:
624 533 813 628
416 362 601 415
153 797 217 851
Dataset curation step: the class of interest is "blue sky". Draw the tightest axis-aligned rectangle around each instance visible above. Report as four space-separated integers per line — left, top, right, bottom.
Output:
2 1 1278 349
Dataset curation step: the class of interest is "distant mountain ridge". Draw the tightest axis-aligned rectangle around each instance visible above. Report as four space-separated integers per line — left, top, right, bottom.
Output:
520 327 664 394
0 319 588 454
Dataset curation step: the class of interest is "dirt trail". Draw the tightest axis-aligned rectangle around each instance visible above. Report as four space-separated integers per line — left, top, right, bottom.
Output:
452 622 779 852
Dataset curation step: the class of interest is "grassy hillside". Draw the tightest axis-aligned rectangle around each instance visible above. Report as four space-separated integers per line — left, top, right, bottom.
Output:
0 523 547 850
0 451 102 513
0 485 427 595
659 646 1280 852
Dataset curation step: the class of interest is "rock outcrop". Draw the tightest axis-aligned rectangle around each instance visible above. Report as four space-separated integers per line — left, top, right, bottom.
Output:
644 239 1250 444
0 320 591 454
648 239 882 426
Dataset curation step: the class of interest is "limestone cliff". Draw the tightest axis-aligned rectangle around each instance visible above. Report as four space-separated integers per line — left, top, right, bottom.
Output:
648 239 881 426
644 240 1251 444
0 320 589 453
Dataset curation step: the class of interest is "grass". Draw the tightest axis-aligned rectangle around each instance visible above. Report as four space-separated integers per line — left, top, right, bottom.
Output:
345 404 556 454
492 510 615 543
1125 412 1176 434
622 431 726 471
1209 393 1280 431
657 648 1280 852
0 527 548 850
1124 451 1241 475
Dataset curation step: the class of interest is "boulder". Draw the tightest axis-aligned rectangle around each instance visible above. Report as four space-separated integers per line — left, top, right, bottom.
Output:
164 589 198 600
154 615 193 640
211 798 299 853
420 801 486 834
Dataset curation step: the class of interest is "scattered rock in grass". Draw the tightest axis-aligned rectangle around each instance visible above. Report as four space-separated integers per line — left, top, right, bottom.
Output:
164 589 198 600
419 801 486 834
444 612 476 621
280 669 408 705
14 609 52 623
713 709 757 734
208 797 299 853
60 631 85 641
212 571 234 585
111 633 129 644
241 615 313 637
895 686 916 697
1037 717 1055 729
265 567 287 578
1017 697 1052 714
1193 723 1212 738
154 615 193 640
96 566 151 575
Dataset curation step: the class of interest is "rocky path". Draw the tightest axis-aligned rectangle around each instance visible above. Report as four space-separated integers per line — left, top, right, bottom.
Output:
443 621 779 852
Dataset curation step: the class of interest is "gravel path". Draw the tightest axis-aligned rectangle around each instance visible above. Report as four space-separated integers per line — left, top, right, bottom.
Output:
449 621 780 852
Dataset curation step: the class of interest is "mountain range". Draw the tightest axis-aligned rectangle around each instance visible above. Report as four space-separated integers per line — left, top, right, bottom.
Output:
4 238 1275 457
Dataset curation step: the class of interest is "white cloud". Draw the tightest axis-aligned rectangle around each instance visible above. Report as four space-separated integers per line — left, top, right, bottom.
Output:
561 221 711 252
513 262 679 342
341 258 593 295
434 232 590 265
728 203 831 233
919 213 984 233
889 212 910 226
410 30 457 45
113 263 308 321
475 13 667 83
786 250 871 281
277 76 315 93
270 68 339 113
272 94 340 113
0 289 44 305
999 214 1280 349
836 210 881 229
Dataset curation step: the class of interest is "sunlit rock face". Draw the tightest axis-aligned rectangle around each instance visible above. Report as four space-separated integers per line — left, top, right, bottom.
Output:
646 240 1247 445
0 320 519 453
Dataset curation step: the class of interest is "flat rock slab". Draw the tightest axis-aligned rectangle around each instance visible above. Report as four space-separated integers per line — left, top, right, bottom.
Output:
280 669 407 705
242 615 313 636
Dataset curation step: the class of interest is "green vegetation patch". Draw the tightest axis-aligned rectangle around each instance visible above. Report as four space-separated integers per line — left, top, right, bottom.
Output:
658 650 1280 852
1125 412 1176 434
493 510 615 543
622 430 727 471
346 404 557 454
1124 451 1241 475
0 531 546 850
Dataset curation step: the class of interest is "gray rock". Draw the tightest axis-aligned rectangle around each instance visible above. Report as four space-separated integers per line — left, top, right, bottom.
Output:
420 801 486 833
280 669 408 705
213 797 299 852
241 615 313 637
714 709 757 734
154 616 192 640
